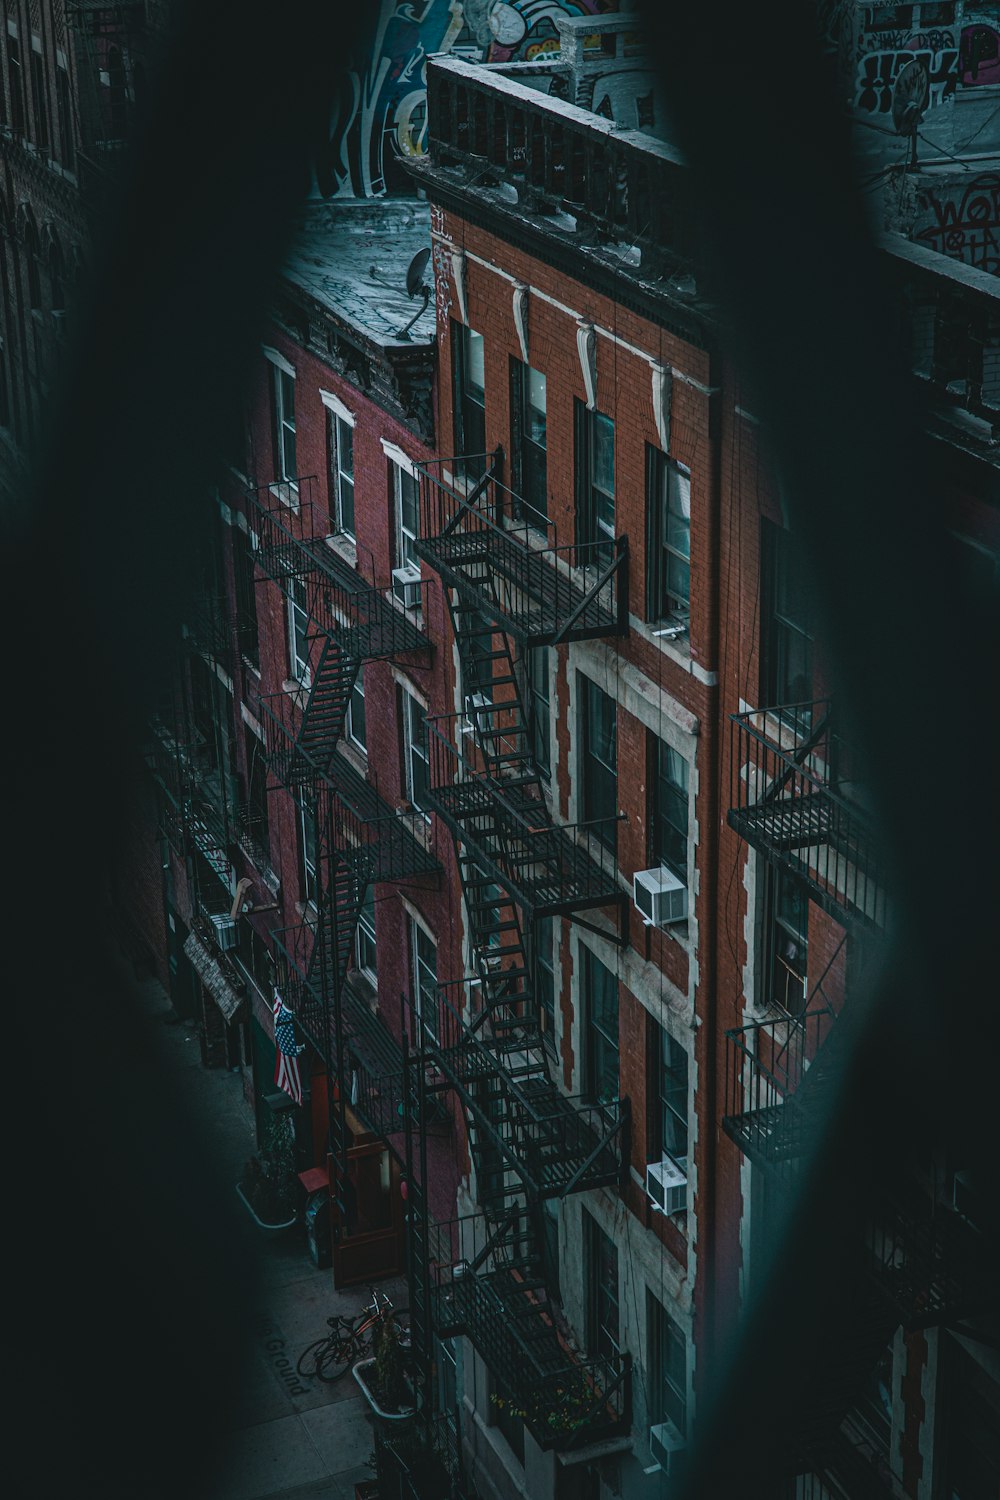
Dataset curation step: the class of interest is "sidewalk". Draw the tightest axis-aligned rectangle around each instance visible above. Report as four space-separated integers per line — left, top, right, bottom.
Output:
133 966 405 1500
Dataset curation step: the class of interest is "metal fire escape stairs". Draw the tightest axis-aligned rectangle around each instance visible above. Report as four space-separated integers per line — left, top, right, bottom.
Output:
252 481 438 1223
401 451 633 1451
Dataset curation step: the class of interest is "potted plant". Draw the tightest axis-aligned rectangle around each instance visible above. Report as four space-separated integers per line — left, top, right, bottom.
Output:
236 1115 299 1232
353 1316 416 1422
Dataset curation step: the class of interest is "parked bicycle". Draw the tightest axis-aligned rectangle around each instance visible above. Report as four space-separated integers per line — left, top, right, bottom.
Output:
296 1286 409 1383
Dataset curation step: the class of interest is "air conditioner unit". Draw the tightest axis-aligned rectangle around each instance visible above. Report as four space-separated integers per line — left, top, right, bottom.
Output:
463 692 492 737
634 866 687 926
392 561 422 610
646 1156 687 1216
649 1420 687 1477
210 914 239 952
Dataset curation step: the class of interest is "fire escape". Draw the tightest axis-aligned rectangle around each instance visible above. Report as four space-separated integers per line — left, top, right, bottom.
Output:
402 452 632 1454
724 701 987 1490
249 480 439 1217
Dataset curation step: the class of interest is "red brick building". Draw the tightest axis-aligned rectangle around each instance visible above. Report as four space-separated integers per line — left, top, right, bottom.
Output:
130 9 999 1500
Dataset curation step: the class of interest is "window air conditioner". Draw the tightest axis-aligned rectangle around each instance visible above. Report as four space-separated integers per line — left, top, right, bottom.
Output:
646 1156 687 1216
649 1420 687 1477
634 866 687 926
463 692 492 737
210 914 239 952
392 561 422 610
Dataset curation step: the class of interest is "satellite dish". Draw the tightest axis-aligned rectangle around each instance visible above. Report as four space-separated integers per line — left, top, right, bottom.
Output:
405 247 431 298
396 246 432 341
892 58 929 168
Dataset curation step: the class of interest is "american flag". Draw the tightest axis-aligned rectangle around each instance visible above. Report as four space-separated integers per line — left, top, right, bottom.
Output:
273 988 305 1105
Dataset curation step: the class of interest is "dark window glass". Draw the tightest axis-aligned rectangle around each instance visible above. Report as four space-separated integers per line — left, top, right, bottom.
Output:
584 948 619 1110
528 646 551 777
647 1292 687 1434
585 1211 620 1360
761 518 814 718
652 1025 689 1165
244 727 269 854
107 46 128 139
395 462 420 570
535 915 556 1056
647 447 691 620
233 525 259 667
653 737 688 879
30 49 48 150
298 794 317 905
8 39 24 135
511 358 547 528
404 691 429 816
272 365 296 482
329 412 355 537
452 321 486 480
575 402 615 567
579 675 617 852
763 869 809 1015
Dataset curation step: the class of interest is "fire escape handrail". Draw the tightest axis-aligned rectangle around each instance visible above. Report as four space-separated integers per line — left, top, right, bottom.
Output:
732 700 864 827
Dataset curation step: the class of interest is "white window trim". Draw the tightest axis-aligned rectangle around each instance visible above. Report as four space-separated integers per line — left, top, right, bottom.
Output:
287 583 311 687
346 666 366 753
320 387 355 424
262 344 296 378
403 687 431 822
381 438 419 476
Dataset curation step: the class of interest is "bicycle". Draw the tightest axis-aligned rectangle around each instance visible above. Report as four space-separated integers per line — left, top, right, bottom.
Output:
296 1287 409 1383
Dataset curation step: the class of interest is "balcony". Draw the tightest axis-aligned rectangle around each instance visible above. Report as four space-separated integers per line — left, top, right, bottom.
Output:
426 715 622 923
146 715 234 864
182 588 232 667
729 701 886 930
865 1193 988 1330
416 455 627 646
416 1204 631 1453
426 981 626 1203
249 478 429 656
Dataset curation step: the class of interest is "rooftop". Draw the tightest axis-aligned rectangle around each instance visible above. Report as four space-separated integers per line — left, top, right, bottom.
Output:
283 197 434 347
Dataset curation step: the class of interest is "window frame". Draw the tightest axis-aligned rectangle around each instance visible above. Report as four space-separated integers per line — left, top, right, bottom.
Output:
578 674 618 854
329 409 356 540
575 401 616 567
510 357 548 530
527 646 552 780
411 919 438 1041
298 794 318 907
356 886 377 982
646 446 692 623
762 867 809 1016
286 576 311 686
451 320 487 482
346 664 366 752
647 1290 687 1435
761 518 815 720
583 946 619 1112
402 689 430 821
652 735 689 881
585 1210 620 1362
651 1022 689 1168
535 915 557 1058
271 363 297 486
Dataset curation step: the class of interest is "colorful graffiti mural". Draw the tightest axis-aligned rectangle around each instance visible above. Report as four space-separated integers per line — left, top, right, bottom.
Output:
317 0 616 198
852 6 1000 113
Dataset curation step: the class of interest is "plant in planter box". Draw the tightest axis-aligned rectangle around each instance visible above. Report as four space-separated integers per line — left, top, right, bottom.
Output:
371 1316 409 1413
239 1115 298 1226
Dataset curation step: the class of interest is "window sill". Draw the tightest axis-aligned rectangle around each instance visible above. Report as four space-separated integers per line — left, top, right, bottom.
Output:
631 611 693 666
269 479 299 512
282 676 310 706
340 738 368 775
325 532 357 569
294 900 320 930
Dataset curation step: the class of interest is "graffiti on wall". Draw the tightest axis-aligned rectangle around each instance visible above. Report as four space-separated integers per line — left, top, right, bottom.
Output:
913 172 1000 275
853 7 1000 112
318 0 617 197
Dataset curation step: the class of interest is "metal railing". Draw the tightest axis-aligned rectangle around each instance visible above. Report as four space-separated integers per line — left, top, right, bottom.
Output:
729 701 886 931
425 55 696 278
416 452 627 643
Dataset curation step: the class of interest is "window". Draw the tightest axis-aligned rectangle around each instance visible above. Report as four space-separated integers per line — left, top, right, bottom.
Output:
106 45 128 139
579 675 618 853
8 39 24 136
403 690 429 818
272 364 297 483
30 47 48 151
584 947 619 1110
298 795 318 906
470 864 503 949
451 321 486 480
652 1024 689 1166
652 738 689 880
762 869 808 1015
356 888 377 980
393 460 420 571
286 577 310 683
869 5 913 29
761 519 815 718
329 410 355 538
436 1336 459 1436
528 647 551 778
346 666 366 751
233 525 259 667
585 1211 620 1360
511 359 547 528
647 448 691 621
647 1292 687 1434
535 915 556 1056
243 727 269 854
575 402 615 566
411 920 437 1039
57 66 74 169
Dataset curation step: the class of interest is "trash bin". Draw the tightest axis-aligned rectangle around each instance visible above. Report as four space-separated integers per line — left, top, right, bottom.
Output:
304 1189 332 1270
